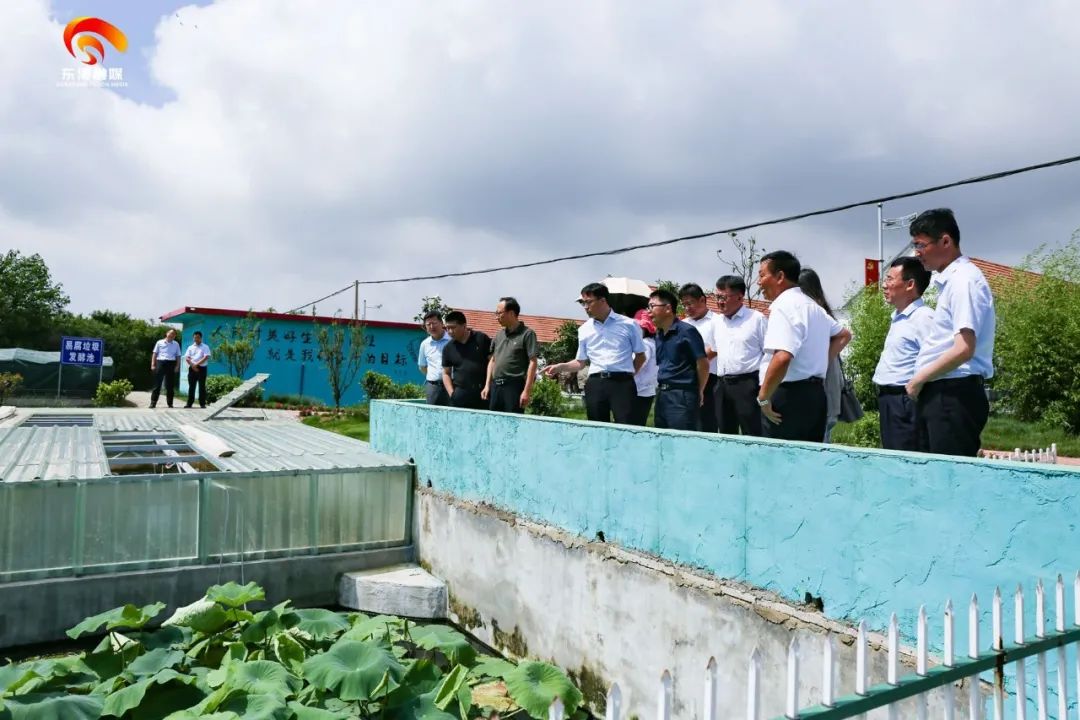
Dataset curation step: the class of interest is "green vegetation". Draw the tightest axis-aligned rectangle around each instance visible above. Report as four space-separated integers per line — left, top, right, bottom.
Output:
831 414 1080 456
314 320 366 411
0 372 23 405
206 375 244 404
538 321 579 365
0 581 585 720
526 377 566 417
361 372 423 401
212 313 262 380
841 285 892 411
303 411 370 442
93 379 134 408
0 250 69 349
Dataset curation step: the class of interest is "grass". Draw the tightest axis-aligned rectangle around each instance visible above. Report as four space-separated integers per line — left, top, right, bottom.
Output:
301 413 370 441
981 415 1080 456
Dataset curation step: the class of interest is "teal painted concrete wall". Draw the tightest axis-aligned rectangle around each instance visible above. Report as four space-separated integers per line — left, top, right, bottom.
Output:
370 400 1080 656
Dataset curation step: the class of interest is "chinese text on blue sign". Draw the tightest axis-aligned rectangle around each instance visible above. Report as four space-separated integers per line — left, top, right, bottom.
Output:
61 336 105 366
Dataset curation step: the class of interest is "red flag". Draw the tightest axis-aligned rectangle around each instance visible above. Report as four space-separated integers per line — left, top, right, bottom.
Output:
865 259 880 286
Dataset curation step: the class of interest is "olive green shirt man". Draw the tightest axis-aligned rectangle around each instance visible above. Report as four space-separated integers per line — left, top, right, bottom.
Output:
482 298 539 413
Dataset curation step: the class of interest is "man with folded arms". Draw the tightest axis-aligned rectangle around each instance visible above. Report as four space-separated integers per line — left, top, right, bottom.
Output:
756 251 851 442
873 257 934 451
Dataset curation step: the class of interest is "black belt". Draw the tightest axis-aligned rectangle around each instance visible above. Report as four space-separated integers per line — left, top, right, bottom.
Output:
592 371 633 380
427 380 442 385
877 384 906 395
780 377 823 387
717 372 757 383
927 375 984 388
658 382 697 392
493 377 525 386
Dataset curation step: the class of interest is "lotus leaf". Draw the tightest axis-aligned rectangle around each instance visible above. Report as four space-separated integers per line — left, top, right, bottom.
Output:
504 662 583 720
206 582 266 609
301 641 403 702
67 603 166 639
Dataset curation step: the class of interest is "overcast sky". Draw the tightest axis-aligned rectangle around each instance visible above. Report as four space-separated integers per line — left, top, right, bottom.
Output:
5 0 1080 325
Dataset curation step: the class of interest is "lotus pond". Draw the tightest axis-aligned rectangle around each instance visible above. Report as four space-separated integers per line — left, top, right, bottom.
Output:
0 582 585 720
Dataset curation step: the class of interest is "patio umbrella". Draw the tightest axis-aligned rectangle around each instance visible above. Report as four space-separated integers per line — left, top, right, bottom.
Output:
601 276 652 317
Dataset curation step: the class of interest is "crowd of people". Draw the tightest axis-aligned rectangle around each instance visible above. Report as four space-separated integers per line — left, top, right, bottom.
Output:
420 208 997 458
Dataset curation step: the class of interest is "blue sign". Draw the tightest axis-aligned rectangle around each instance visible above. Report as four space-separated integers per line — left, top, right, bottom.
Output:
61 336 105 366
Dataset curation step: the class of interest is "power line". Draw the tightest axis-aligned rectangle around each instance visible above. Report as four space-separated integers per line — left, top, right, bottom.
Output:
286 152 1080 313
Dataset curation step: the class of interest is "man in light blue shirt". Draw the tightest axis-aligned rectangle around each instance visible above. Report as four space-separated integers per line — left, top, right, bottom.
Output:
544 282 645 423
872 257 934 451
905 209 996 457
417 311 451 406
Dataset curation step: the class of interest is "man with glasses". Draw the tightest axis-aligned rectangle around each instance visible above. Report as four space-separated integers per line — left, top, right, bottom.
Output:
544 282 645 423
706 275 767 436
482 297 539 413
873 257 935 452
650 288 709 430
417 311 451 406
678 283 720 432
905 208 996 457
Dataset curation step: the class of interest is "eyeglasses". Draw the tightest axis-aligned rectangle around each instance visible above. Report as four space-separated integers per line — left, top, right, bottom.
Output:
912 237 940 252
646 303 669 310
715 294 742 303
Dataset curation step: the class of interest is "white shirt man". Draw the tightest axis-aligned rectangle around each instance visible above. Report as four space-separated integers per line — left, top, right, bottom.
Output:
705 280 768 436
756 253 851 442
150 330 182 409
183 333 212 409
417 313 451 406
906 209 996 457
678 284 719 432
872 257 936 451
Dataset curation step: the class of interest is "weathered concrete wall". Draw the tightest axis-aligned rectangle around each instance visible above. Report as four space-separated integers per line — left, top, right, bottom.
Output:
0 546 412 649
371 400 1080 657
415 489 966 718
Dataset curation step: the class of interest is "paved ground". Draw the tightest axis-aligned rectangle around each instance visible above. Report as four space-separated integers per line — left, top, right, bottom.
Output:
123 390 300 420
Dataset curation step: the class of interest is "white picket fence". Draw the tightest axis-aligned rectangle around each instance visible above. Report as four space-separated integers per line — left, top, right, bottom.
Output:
980 444 1058 464
543 572 1080 720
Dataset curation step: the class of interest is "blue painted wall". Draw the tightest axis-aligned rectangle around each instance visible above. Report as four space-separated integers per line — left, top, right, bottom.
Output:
172 314 426 405
370 400 1080 659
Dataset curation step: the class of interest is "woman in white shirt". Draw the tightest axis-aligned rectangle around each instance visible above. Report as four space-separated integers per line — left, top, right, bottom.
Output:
631 309 658 426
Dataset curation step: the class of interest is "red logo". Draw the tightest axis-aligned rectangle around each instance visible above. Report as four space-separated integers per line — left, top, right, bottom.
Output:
63 17 128 66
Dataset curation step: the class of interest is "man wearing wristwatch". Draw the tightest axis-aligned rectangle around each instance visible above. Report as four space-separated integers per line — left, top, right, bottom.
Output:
756 251 852 442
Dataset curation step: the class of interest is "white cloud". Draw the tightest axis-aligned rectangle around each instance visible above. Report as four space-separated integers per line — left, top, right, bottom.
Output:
3 0 1080 326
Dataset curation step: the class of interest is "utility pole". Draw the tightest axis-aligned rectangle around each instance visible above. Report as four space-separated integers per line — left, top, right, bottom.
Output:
876 203 884 270
353 281 359 321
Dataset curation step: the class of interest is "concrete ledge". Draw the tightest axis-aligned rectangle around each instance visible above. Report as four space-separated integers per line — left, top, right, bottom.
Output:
339 563 447 619
0 545 414 650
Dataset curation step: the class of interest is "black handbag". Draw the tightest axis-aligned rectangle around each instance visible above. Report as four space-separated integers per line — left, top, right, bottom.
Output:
838 361 864 423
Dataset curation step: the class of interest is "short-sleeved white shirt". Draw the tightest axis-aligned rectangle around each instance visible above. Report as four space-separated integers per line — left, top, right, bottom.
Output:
872 299 935 386
576 311 646 374
153 339 181 361
418 333 451 382
759 287 843 383
185 342 211 367
915 256 996 379
634 337 658 397
682 311 717 374
706 305 767 376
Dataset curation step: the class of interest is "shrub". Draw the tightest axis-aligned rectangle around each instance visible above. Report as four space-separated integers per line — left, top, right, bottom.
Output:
93 378 133 407
842 284 892 411
0 372 22 405
527 376 568 417
362 371 424 400
832 411 881 449
206 374 243 404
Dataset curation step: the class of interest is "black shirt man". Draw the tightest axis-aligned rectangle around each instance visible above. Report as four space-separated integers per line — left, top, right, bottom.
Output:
441 311 493 410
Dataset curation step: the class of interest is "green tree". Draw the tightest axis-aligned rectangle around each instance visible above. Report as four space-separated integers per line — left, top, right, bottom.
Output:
994 235 1080 432
0 372 23 405
654 279 683 315
315 319 366 411
0 250 70 348
540 320 580 364
50 310 164 389
212 312 262 379
842 284 892 410
414 296 454 324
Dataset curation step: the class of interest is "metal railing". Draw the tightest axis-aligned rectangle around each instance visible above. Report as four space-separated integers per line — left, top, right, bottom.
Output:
544 572 1080 719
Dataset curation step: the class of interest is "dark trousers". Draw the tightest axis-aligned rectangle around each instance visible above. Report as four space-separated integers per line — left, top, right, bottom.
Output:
629 395 654 426
762 378 826 442
186 367 207 408
583 374 635 424
425 380 449 406
698 374 719 432
150 363 177 407
489 377 526 413
878 388 924 452
654 385 700 431
450 386 486 410
917 376 989 457
714 373 763 436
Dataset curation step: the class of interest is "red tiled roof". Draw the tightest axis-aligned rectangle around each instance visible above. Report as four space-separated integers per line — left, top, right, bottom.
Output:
705 296 772 317
459 309 581 343
969 257 1042 290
